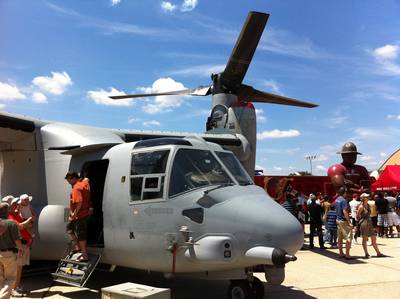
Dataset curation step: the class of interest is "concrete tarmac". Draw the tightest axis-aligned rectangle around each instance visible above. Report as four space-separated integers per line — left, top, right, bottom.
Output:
19 228 400 299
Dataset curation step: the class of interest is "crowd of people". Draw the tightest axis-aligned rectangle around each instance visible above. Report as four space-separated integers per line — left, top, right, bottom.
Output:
0 172 91 298
0 194 35 297
281 188 400 259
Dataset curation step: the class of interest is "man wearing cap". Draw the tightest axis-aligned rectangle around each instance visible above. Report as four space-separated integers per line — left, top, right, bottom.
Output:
7 197 33 297
327 142 370 193
0 203 23 299
65 172 91 262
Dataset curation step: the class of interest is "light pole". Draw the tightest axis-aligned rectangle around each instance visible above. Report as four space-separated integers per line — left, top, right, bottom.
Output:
305 155 317 175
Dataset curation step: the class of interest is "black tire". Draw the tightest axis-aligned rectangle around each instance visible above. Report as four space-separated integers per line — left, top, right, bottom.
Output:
228 280 253 299
250 277 264 299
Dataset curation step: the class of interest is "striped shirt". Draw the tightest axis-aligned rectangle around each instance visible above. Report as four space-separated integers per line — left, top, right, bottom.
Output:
326 210 337 230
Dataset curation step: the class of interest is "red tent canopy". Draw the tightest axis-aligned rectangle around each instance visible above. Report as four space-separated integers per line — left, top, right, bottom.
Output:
371 165 400 192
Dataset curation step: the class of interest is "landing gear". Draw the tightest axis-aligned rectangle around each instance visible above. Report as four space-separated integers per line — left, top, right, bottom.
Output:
228 280 251 299
249 277 264 299
228 277 264 299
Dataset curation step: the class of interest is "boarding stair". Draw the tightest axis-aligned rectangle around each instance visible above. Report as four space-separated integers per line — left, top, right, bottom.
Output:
52 252 101 287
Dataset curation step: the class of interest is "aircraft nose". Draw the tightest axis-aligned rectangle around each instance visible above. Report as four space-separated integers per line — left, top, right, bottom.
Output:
209 186 304 255
268 206 304 254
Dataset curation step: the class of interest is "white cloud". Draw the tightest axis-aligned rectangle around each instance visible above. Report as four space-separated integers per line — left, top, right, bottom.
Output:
128 117 140 124
316 165 326 171
259 27 320 59
143 120 161 127
32 92 47 104
262 80 283 95
380 152 387 157
260 147 300 155
352 127 400 142
181 0 198 12
273 166 283 171
87 87 131 106
141 77 187 114
0 103 5 109
255 108 267 123
110 0 121 6
360 155 374 162
257 129 300 140
169 64 225 77
0 82 26 101
373 44 399 60
315 154 328 161
46 3 181 38
372 44 400 76
387 114 400 120
328 116 349 128
161 1 177 12
32 71 72 95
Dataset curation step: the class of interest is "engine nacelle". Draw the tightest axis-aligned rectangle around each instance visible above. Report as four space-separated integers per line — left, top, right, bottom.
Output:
31 205 70 260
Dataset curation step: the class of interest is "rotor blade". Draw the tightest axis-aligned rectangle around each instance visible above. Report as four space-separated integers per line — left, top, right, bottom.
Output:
109 85 211 100
221 12 269 87
110 90 191 100
238 85 318 108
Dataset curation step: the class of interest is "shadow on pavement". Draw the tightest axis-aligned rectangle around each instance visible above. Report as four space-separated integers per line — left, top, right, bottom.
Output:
22 264 318 299
266 284 317 299
302 240 367 264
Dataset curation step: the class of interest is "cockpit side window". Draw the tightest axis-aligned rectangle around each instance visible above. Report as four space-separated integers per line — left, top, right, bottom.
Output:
130 150 170 202
216 151 253 186
169 149 233 197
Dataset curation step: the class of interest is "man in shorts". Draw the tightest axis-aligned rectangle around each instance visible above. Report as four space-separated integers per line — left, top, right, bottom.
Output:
7 197 33 297
335 187 353 259
375 193 389 237
384 192 400 237
65 172 91 262
0 202 23 299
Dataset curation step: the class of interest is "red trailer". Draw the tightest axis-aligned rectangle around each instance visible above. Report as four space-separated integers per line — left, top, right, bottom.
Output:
254 175 335 199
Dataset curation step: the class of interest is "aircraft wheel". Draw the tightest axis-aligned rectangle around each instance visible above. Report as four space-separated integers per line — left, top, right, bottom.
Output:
249 277 264 299
228 280 252 299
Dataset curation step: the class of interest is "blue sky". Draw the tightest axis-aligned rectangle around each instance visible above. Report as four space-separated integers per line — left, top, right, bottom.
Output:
1 0 400 175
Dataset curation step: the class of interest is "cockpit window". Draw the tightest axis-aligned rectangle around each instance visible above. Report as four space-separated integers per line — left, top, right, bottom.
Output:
169 149 233 197
131 150 169 175
130 150 170 202
216 152 253 186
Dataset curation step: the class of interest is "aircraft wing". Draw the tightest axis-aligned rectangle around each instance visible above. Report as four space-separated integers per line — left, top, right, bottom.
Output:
0 111 242 153
113 128 242 147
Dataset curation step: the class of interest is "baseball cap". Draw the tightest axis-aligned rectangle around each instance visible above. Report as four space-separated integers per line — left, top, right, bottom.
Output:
360 193 370 199
10 197 19 206
19 194 32 203
1 195 15 205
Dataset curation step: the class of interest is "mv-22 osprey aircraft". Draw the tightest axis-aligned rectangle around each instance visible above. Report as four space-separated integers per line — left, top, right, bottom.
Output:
0 11 317 299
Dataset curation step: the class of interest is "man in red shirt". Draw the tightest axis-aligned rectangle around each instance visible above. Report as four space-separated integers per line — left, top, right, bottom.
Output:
7 197 33 297
65 172 91 262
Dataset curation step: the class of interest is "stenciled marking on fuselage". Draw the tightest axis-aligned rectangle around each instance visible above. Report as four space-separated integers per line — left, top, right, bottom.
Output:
143 206 174 216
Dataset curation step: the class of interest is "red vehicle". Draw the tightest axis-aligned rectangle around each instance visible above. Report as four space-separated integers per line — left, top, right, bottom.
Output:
254 175 335 200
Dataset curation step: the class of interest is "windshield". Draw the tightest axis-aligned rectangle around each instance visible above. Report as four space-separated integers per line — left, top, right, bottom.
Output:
216 151 253 185
169 149 233 197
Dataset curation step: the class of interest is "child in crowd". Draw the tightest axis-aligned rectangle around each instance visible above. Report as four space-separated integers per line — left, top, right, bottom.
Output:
326 205 337 247
18 193 36 236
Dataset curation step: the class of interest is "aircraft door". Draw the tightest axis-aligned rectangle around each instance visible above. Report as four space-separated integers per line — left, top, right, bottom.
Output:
102 145 172 267
81 159 109 247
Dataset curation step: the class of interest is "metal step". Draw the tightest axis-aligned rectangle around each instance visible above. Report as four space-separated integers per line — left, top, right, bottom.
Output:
60 258 89 266
52 272 82 282
52 252 101 288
